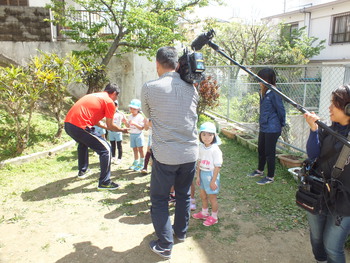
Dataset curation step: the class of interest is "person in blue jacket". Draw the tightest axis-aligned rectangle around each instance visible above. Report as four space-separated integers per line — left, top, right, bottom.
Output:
247 68 286 185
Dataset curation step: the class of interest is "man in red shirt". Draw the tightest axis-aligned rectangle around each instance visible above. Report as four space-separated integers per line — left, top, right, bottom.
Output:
65 83 128 190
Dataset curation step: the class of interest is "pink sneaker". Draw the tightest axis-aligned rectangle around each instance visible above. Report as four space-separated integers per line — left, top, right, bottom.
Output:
203 216 218 226
192 211 209 220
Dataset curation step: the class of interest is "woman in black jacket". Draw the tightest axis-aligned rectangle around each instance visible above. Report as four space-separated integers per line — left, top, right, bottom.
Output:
304 84 350 263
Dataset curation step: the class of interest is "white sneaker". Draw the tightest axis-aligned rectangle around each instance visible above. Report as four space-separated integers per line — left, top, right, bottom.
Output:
190 198 196 210
111 157 116 163
190 202 196 211
115 159 122 165
77 168 91 179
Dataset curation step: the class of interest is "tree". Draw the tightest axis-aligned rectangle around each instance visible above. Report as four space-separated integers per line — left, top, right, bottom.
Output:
79 58 108 94
202 21 325 66
0 52 82 155
29 52 82 138
231 92 260 123
201 19 274 67
197 19 276 97
0 66 45 154
47 0 212 67
200 21 325 113
255 25 326 65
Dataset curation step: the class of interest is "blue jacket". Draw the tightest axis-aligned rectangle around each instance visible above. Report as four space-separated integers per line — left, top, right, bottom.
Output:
259 89 286 133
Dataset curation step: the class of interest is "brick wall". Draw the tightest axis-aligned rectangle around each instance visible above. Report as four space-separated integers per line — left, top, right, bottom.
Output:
0 6 51 41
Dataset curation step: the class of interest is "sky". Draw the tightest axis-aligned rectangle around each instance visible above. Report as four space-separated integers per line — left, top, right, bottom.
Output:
194 0 286 21
194 0 336 21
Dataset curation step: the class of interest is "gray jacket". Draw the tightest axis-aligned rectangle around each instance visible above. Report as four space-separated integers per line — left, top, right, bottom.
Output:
141 71 199 165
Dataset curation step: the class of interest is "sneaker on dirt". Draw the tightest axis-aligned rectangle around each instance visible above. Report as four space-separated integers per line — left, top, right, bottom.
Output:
97 182 120 190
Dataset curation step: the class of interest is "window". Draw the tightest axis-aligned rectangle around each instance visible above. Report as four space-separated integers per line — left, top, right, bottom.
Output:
281 23 299 45
0 0 28 6
289 23 299 36
282 23 298 39
331 13 350 44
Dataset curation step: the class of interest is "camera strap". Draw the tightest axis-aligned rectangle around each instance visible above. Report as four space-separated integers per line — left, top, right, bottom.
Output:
331 133 350 179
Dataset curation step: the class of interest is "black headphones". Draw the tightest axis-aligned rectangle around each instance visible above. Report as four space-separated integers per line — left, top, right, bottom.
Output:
345 84 350 116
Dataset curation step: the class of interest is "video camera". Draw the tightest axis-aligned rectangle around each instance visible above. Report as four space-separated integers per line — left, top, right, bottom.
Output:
177 48 206 84
177 29 216 84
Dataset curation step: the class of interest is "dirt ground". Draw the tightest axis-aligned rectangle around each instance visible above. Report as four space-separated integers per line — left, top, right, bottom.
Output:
1 137 350 263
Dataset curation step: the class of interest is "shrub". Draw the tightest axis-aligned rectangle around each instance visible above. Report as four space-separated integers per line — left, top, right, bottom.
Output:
197 75 220 116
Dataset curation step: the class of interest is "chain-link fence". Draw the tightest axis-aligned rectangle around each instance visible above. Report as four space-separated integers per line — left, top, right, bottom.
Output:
206 65 350 153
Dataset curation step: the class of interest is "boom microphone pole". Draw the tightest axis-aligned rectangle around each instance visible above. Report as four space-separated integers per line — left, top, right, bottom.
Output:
192 30 350 148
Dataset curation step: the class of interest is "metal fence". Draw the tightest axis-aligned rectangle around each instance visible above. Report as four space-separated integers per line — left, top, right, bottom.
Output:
53 9 117 41
206 64 350 153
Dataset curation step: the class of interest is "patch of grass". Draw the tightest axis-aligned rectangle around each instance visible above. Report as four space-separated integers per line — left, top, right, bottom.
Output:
125 183 137 190
56 237 67 244
192 232 206 240
219 136 307 231
41 243 50 251
224 223 240 230
221 236 238 243
84 196 94 201
100 199 117 207
99 223 109 232
0 111 71 161
7 213 25 223
120 202 133 207
189 136 307 243
221 223 240 243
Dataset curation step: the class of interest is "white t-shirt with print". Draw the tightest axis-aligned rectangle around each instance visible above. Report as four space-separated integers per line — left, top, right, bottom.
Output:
128 113 144 134
198 143 223 171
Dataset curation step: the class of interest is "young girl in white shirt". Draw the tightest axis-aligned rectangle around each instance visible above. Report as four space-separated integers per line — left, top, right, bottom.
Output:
192 122 223 226
125 99 145 171
108 100 127 164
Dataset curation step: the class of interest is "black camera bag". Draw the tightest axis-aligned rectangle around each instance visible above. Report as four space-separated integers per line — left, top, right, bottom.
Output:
296 175 325 214
295 158 326 214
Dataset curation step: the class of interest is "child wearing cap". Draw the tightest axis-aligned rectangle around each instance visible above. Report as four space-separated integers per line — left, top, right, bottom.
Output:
92 121 107 157
125 99 145 171
192 122 223 226
108 100 127 164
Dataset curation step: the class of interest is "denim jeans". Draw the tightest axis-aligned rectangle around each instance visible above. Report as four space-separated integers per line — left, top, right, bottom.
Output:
64 122 112 185
307 211 350 263
150 158 196 250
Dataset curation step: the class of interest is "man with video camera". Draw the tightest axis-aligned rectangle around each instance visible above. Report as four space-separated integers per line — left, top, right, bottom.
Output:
141 46 199 259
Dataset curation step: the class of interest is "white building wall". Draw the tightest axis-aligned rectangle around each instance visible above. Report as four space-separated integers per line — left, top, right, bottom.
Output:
285 0 335 12
0 41 157 111
106 53 157 109
266 0 350 63
310 2 350 61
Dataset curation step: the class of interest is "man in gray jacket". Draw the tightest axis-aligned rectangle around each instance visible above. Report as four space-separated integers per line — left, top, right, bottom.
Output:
141 46 199 259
